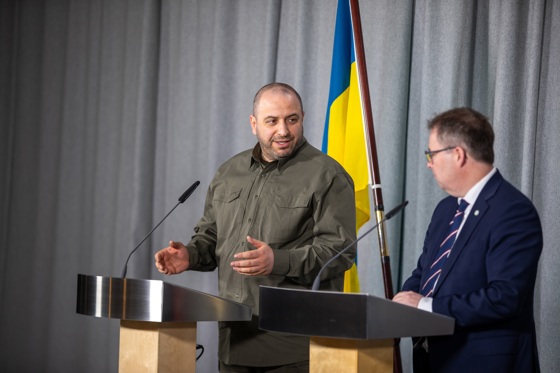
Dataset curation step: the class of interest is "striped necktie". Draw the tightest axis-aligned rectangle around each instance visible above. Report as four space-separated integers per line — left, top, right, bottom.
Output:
420 199 469 297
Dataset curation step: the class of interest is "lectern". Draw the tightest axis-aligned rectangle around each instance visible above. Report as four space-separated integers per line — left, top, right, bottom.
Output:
259 286 454 372
76 274 252 373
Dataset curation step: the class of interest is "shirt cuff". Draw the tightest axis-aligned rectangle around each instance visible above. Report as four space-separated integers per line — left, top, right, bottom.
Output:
271 249 290 276
185 244 198 269
418 296 433 312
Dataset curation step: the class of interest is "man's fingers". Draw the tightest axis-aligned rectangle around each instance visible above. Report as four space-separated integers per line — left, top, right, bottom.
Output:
231 258 261 270
246 236 266 248
234 250 259 260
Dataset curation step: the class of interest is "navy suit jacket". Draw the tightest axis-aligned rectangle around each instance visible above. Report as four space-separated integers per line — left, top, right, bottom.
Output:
402 171 542 372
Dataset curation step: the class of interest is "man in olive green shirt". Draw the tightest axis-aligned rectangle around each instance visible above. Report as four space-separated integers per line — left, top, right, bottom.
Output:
155 83 356 372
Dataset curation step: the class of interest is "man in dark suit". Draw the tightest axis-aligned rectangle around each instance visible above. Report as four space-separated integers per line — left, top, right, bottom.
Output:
393 108 542 372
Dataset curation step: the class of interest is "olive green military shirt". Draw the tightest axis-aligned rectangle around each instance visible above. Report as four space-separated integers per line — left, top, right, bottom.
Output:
185 138 357 366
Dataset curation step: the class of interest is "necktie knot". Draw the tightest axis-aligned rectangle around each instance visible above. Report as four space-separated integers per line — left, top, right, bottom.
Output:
458 199 469 213
450 199 469 226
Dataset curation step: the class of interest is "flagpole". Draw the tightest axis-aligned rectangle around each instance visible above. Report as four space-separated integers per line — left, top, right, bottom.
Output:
348 0 403 372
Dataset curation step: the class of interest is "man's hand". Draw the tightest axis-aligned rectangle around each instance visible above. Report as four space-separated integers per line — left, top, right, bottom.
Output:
154 240 190 275
393 291 423 308
231 236 274 276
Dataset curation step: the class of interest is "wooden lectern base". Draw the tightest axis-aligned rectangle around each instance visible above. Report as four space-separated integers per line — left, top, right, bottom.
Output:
310 337 393 373
119 320 197 373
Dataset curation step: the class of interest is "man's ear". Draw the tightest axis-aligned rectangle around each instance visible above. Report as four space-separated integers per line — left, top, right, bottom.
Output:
457 146 468 166
250 115 257 135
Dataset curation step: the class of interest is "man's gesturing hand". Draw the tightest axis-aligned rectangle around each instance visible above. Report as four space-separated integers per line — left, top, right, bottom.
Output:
154 240 190 275
231 236 274 276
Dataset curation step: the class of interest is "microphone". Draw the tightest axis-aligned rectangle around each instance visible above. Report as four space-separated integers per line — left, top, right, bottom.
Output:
120 181 200 278
311 200 408 291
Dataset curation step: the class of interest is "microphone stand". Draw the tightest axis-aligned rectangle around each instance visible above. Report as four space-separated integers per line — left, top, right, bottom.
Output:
121 181 200 278
311 201 408 291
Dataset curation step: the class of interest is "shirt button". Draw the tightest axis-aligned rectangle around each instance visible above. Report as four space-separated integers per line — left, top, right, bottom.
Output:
235 293 240 298
248 218 252 223
254 195 258 199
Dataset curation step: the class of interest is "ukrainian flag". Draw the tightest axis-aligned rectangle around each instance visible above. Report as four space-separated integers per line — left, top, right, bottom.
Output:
322 0 370 293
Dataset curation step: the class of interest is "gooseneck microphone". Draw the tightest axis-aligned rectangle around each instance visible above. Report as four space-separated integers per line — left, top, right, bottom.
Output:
311 200 408 291
120 181 200 278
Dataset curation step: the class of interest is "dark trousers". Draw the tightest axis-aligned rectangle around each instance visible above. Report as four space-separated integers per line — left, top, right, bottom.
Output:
412 337 431 373
413 347 431 372
219 360 309 373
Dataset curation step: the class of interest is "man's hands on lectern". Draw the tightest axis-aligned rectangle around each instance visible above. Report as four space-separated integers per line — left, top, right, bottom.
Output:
393 291 423 308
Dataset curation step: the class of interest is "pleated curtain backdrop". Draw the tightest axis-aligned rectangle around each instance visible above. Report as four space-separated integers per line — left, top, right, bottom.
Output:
1 1 558 372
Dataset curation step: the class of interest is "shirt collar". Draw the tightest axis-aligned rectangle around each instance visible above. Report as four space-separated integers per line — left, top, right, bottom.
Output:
460 167 497 214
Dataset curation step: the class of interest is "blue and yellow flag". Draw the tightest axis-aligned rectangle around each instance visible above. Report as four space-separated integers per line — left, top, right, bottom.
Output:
323 0 370 293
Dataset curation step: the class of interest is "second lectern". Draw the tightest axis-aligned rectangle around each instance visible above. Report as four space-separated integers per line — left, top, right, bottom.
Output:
259 286 454 372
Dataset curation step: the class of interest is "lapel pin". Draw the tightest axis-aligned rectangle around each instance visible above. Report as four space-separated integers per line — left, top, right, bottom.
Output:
474 210 479 216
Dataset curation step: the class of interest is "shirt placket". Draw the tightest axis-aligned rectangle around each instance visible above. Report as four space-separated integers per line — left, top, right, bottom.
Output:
232 164 274 302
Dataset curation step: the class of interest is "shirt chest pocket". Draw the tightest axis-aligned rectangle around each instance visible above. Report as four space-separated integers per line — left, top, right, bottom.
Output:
265 193 312 242
214 188 242 239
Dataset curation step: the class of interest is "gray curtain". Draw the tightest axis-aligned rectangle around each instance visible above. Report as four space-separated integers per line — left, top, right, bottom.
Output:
1 0 558 372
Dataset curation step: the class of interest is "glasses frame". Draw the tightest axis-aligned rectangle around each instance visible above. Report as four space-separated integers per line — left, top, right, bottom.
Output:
424 146 456 163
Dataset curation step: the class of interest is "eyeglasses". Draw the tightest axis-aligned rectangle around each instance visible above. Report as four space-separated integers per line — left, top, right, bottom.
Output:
424 146 456 163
